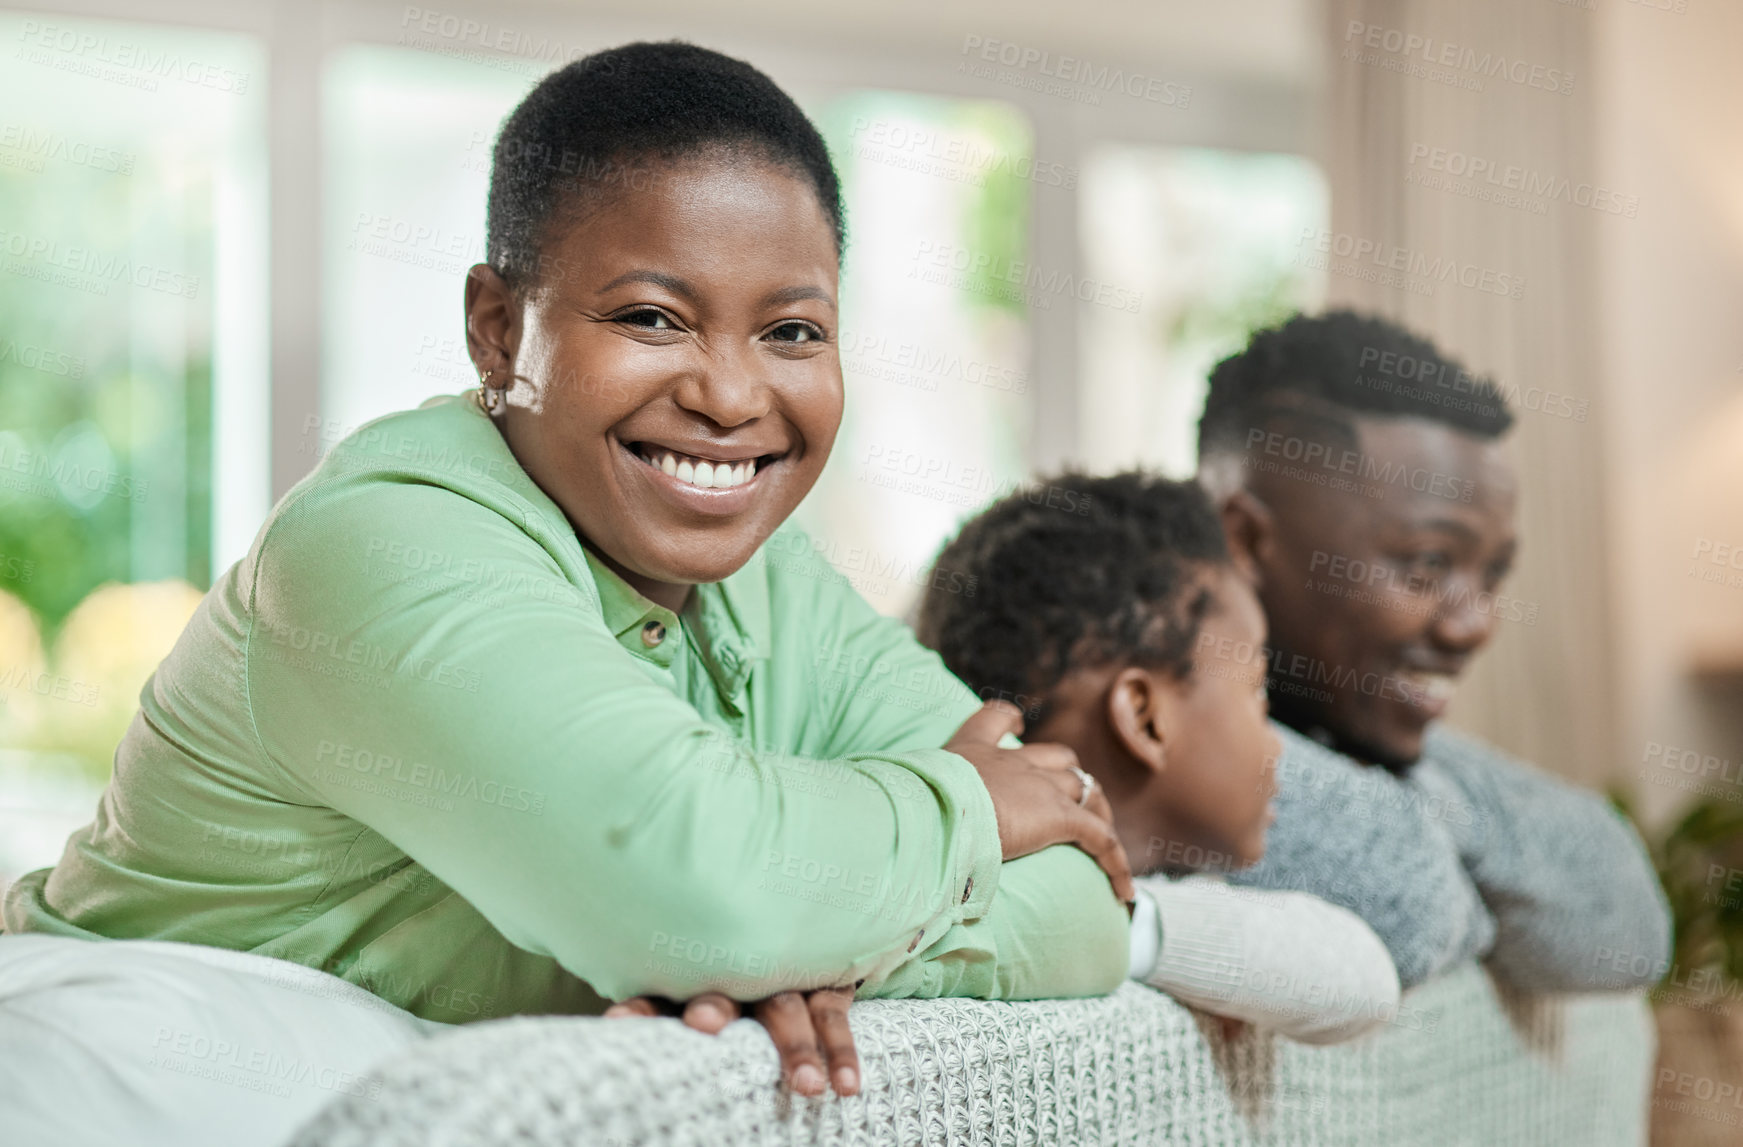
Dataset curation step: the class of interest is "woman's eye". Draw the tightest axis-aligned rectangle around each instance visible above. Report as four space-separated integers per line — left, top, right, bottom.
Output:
619 309 673 330
767 321 823 344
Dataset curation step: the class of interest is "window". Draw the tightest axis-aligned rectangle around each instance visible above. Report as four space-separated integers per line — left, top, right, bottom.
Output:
0 10 265 882
1078 145 1327 476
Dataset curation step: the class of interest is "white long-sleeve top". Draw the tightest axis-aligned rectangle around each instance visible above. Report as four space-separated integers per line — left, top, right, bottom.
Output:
1128 874 1402 1045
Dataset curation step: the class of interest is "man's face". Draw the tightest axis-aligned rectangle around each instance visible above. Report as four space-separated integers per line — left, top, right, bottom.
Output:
1246 415 1519 768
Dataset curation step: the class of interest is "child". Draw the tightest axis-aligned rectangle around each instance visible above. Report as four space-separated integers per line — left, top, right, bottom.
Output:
916 471 1401 1043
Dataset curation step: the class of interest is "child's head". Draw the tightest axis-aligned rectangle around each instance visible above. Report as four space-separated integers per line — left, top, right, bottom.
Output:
467 43 846 602
917 472 1281 873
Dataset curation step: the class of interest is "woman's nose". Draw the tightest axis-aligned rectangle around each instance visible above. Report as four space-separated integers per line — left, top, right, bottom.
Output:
673 348 773 429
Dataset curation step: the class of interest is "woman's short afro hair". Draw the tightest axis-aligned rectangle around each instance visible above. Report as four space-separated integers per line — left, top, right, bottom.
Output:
916 472 1232 727
485 41 844 292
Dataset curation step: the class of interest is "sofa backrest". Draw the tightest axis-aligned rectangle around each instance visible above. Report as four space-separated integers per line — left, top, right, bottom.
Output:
290 961 1654 1146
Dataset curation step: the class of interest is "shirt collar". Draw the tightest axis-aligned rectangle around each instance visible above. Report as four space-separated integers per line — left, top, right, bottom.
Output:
580 544 770 705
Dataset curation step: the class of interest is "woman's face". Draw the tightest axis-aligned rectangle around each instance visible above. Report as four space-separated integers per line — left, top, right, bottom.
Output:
465 154 843 604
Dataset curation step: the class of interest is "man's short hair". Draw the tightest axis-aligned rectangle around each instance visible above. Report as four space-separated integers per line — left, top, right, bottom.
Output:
1196 311 1514 492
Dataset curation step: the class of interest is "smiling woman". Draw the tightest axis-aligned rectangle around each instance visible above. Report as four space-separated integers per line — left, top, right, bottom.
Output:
0 40 1135 1103
468 152 845 606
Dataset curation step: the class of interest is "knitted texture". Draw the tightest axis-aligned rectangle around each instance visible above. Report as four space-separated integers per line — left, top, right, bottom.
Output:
1227 723 1672 994
288 962 1652 1146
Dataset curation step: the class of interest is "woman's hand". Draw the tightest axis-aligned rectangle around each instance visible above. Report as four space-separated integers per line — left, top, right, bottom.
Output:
944 701 1134 903
605 987 860 1097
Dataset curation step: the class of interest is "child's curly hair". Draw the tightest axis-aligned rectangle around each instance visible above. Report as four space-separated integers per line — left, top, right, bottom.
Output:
916 472 1231 727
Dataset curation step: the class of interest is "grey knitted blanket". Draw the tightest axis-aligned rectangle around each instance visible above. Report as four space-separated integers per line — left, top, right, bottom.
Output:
289 962 1652 1146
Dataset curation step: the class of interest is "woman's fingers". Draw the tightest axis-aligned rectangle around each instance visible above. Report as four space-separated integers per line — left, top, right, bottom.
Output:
604 996 662 1019
1069 810 1135 903
1017 741 1080 773
681 992 740 1034
807 988 859 1096
944 700 1024 750
756 992 829 1096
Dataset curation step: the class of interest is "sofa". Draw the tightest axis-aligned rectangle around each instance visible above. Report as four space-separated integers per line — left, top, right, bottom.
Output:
289 960 1654 1146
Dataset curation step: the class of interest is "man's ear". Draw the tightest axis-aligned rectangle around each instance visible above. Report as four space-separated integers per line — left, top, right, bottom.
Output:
1106 667 1168 775
1220 488 1276 589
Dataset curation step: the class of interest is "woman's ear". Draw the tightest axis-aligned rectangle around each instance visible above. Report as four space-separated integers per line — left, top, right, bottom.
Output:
1106 667 1168 775
1219 489 1275 589
464 263 521 378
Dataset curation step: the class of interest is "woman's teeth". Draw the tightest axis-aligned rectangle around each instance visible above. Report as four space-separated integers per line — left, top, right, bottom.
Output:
642 448 757 489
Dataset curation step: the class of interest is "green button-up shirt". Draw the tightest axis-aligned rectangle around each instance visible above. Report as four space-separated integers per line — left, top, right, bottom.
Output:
3 395 1127 1022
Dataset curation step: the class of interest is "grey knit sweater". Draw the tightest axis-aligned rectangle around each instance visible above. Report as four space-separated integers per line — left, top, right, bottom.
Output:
1225 721 1672 991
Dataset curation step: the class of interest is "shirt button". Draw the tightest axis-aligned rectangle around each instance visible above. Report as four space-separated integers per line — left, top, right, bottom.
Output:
640 620 666 647
907 929 925 953
961 877 974 904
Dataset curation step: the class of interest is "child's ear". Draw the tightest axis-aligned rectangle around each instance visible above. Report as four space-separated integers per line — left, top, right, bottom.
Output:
1219 489 1275 588
1106 668 1168 774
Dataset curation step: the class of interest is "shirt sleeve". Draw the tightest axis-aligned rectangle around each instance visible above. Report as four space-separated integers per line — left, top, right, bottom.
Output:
1224 724 1496 990
1134 875 1401 1045
754 529 1132 998
860 845 1131 1002
1414 726 1673 992
243 478 1005 1004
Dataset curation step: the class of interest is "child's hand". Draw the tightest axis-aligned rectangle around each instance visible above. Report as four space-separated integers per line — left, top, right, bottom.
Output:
605 988 860 1097
944 701 1135 903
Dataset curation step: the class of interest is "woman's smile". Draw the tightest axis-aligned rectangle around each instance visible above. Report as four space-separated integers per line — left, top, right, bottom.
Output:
619 435 790 517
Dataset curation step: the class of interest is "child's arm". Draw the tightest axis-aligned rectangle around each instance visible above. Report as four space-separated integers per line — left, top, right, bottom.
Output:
1131 875 1401 1045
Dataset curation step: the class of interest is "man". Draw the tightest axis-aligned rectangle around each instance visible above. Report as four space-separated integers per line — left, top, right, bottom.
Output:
1197 310 1670 991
